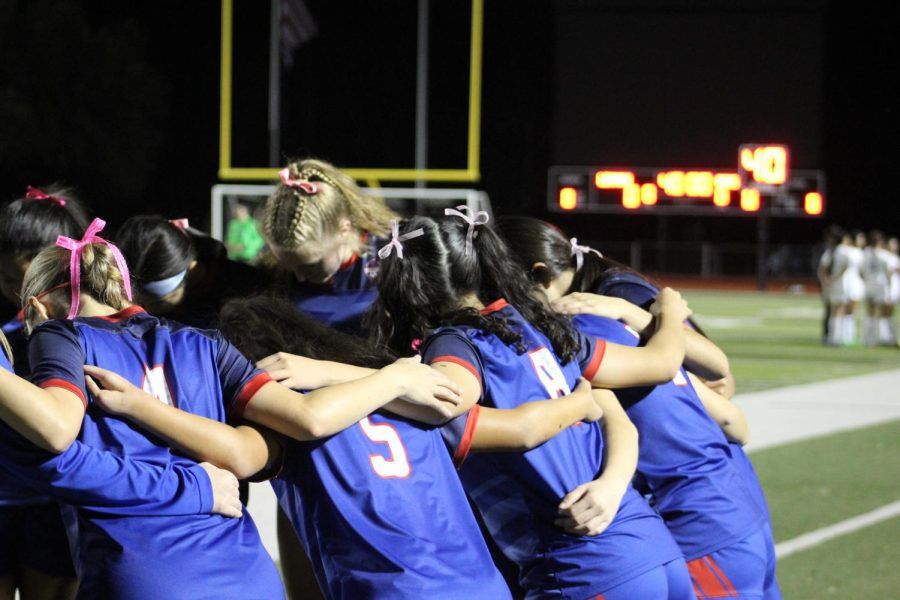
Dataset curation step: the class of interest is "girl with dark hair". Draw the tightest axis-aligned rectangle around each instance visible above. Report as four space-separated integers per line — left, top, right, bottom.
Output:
368 213 697 599
0 184 88 600
82 294 616 599
115 215 270 328
497 216 780 600
8 218 466 599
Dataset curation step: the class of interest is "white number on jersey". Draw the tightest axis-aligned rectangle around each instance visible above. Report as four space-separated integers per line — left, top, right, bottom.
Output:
528 347 572 398
358 417 411 479
141 365 173 405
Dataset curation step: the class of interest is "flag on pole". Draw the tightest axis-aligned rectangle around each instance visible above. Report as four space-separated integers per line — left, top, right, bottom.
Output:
281 0 318 69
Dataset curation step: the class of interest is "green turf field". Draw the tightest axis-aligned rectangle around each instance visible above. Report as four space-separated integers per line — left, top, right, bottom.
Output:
682 290 900 392
681 289 900 598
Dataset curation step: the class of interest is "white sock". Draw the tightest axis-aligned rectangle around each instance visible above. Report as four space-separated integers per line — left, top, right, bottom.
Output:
843 316 857 345
879 318 896 344
863 317 878 346
828 317 841 345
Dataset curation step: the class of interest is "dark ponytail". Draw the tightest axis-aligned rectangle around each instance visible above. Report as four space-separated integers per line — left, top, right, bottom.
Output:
368 215 581 362
220 296 394 368
115 215 197 294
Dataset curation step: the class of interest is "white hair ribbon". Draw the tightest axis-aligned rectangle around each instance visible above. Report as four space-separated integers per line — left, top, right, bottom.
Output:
378 220 425 260
570 237 603 272
444 205 490 256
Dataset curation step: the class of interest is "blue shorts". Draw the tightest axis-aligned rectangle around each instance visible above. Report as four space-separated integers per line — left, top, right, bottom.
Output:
687 528 770 599
760 523 782 600
591 558 696 600
0 502 76 578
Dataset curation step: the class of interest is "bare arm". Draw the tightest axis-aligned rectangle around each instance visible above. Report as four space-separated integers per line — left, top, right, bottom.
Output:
553 292 729 381
687 372 749 445
257 352 454 426
244 356 461 441
556 390 638 536
0 368 84 453
588 289 690 387
471 379 605 452
85 366 280 479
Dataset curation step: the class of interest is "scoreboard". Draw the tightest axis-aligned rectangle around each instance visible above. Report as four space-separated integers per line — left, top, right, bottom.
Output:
548 145 825 217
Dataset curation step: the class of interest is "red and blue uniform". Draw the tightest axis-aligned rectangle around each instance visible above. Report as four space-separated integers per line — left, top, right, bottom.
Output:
271 409 511 600
421 300 691 600
289 235 382 334
27 307 284 599
592 272 780 599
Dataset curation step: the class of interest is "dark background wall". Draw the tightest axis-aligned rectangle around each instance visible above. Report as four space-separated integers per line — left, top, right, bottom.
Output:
1 0 896 246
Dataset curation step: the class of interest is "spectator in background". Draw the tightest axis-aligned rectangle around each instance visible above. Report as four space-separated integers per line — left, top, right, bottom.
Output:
226 203 265 263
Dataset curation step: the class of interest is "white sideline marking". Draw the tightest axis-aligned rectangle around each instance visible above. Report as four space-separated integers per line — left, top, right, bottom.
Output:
775 500 900 559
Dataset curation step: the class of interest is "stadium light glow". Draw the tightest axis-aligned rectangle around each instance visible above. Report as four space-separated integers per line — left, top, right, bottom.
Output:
559 187 578 210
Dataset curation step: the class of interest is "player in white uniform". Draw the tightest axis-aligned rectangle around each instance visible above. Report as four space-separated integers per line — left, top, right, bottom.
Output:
877 237 900 345
816 226 843 345
828 231 866 346
862 231 884 346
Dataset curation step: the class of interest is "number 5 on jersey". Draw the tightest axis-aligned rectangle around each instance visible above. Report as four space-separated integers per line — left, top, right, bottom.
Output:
358 417 411 479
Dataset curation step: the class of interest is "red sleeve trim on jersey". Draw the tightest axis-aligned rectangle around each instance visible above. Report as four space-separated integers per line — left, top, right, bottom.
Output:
452 404 481 469
39 378 87 409
429 355 482 385
582 338 607 381
233 373 273 418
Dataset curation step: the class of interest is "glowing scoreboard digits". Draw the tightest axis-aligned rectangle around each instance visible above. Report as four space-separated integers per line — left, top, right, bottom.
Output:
549 144 825 217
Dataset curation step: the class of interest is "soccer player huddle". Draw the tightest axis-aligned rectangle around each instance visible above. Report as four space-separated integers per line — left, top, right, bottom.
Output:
817 226 900 347
0 159 779 600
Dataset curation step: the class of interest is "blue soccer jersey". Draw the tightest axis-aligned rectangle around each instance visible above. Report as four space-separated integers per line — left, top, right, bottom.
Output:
27 307 284 600
421 300 683 599
592 272 775 527
271 409 511 600
290 235 383 334
572 313 766 560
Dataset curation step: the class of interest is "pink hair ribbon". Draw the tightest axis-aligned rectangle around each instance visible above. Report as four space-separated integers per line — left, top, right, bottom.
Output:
168 218 190 230
25 186 66 207
378 220 425 260
570 237 603 272
278 168 319 195
55 218 133 320
444 205 489 256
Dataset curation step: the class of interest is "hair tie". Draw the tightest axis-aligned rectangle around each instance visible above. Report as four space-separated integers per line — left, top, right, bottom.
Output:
168 218 190 230
570 237 603 272
378 220 425 260
25 186 66 207
55 218 133 319
279 168 319 195
444 205 489 256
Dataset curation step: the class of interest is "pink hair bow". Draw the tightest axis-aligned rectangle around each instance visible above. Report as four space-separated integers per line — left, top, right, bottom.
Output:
168 218 190 230
378 220 425 260
25 186 66 207
444 205 489 256
55 218 133 319
570 237 603 272
278 168 319 195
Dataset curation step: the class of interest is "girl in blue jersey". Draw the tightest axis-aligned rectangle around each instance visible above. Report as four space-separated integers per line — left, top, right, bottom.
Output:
81 294 620 600
114 215 271 328
0 185 89 600
9 218 459 599
497 216 781 600
262 158 397 334
367 213 698 600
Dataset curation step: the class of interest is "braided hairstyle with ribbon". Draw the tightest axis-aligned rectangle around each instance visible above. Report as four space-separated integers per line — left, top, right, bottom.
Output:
263 158 398 250
21 219 132 333
367 214 581 362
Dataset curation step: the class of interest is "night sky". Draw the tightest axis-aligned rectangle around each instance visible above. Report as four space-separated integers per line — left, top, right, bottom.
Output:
2 0 897 251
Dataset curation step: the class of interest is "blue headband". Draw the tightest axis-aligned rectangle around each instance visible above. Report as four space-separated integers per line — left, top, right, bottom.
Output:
141 270 187 298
